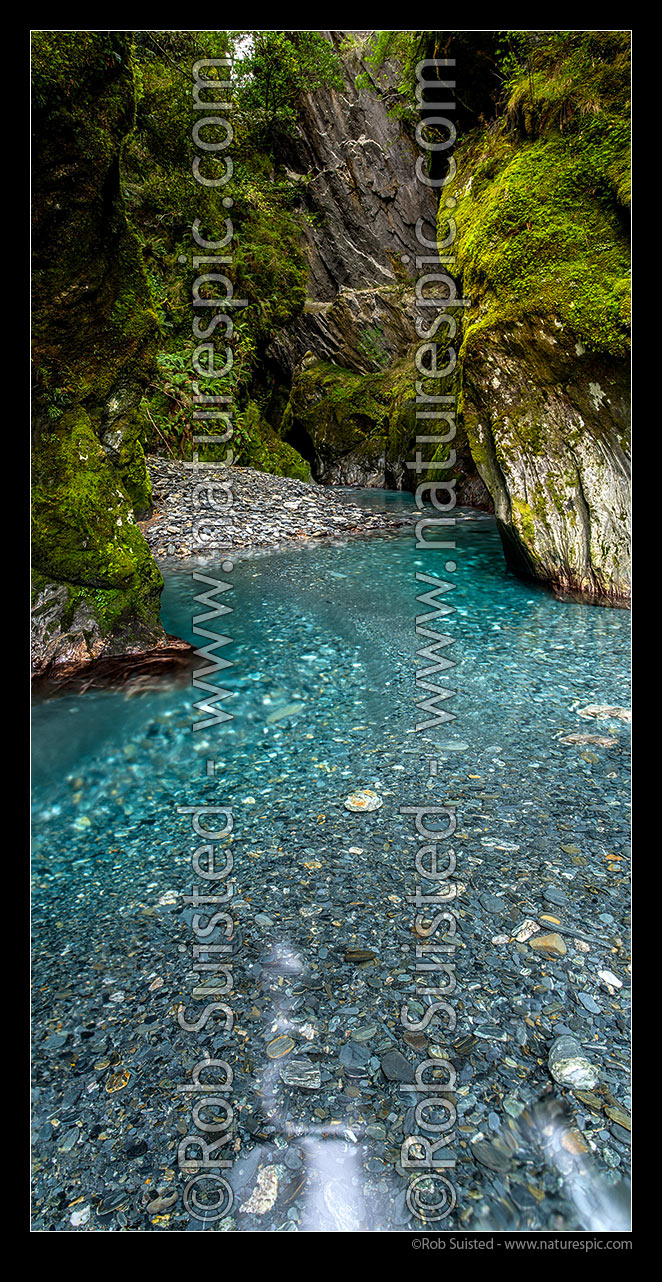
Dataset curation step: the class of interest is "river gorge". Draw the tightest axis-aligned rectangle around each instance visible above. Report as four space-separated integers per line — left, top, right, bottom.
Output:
30 30 631 1236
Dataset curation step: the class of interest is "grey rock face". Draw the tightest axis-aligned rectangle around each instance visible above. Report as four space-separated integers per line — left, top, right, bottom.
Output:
268 34 438 379
269 37 491 502
463 319 631 603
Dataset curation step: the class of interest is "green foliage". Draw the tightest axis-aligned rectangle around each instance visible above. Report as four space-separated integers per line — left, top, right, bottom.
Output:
32 408 163 641
231 31 343 146
352 30 428 121
121 31 312 479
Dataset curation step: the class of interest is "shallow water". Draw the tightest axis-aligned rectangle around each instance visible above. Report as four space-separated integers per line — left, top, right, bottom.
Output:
31 509 631 1232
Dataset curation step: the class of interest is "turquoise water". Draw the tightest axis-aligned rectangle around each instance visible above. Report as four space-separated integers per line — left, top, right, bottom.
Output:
31 509 630 1231
32 511 630 804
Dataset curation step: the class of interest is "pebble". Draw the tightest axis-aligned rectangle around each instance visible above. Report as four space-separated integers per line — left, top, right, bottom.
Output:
141 458 410 560
239 1165 283 1216
69 1204 90 1227
480 893 507 916
279 1057 322 1090
529 932 567 957
340 1042 371 1070
577 992 601 1014
543 886 569 908
350 1024 378 1042
344 947 376 964
266 1035 295 1059
548 1035 600 1090
598 969 623 990
380 1050 415 1083
58 1126 80 1152
344 790 383 813
42 1032 68 1051
512 919 540 943
577 705 631 723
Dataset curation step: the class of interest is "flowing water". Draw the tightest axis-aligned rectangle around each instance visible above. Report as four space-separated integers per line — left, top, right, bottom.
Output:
31 501 631 1232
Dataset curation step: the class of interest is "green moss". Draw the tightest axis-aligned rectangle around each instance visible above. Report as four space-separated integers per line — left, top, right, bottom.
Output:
511 497 537 545
444 34 630 363
103 406 154 516
291 361 388 434
32 408 159 596
450 129 630 359
285 353 464 485
230 401 311 480
31 32 164 663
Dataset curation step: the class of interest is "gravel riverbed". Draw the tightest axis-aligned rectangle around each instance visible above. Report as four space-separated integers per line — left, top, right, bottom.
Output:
32 470 631 1233
140 458 410 558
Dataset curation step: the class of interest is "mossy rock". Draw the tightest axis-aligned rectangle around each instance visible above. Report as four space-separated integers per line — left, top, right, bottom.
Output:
285 355 474 490
442 31 630 600
31 33 165 672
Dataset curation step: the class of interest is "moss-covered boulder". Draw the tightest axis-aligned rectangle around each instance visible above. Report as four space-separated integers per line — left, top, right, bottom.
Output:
286 355 484 496
462 320 630 601
31 32 168 676
236 401 312 482
448 32 631 602
287 359 390 485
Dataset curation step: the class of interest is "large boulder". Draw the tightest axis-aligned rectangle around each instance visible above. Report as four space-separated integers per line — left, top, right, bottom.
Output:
463 320 630 602
449 32 631 601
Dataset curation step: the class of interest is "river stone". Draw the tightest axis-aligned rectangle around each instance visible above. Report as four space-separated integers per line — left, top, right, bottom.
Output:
471 1139 513 1173
350 1023 378 1042
479 893 507 916
604 1105 631 1130
529 932 567 957
70 1205 90 1227
512 919 540 943
380 1050 415 1083
543 886 569 908
577 704 631 722
344 947 376 964
43 1032 68 1051
58 1125 80 1152
598 969 624 991
560 733 618 746
279 1057 321 1090
577 992 601 1014
266 1035 295 1059
548 1035 600 1089
97 1190 130 1217
339 1041 371 1069
239 1165 283 1216
344 789 383 812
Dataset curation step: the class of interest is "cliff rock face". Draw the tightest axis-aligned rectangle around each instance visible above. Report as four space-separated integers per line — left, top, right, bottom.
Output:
271 35 488 499
31 32 170 678
270 35 437 377
446 30 631 602
463 321 630 602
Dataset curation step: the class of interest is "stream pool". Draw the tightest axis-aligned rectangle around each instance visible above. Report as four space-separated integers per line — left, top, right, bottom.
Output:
31 503 631 1232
